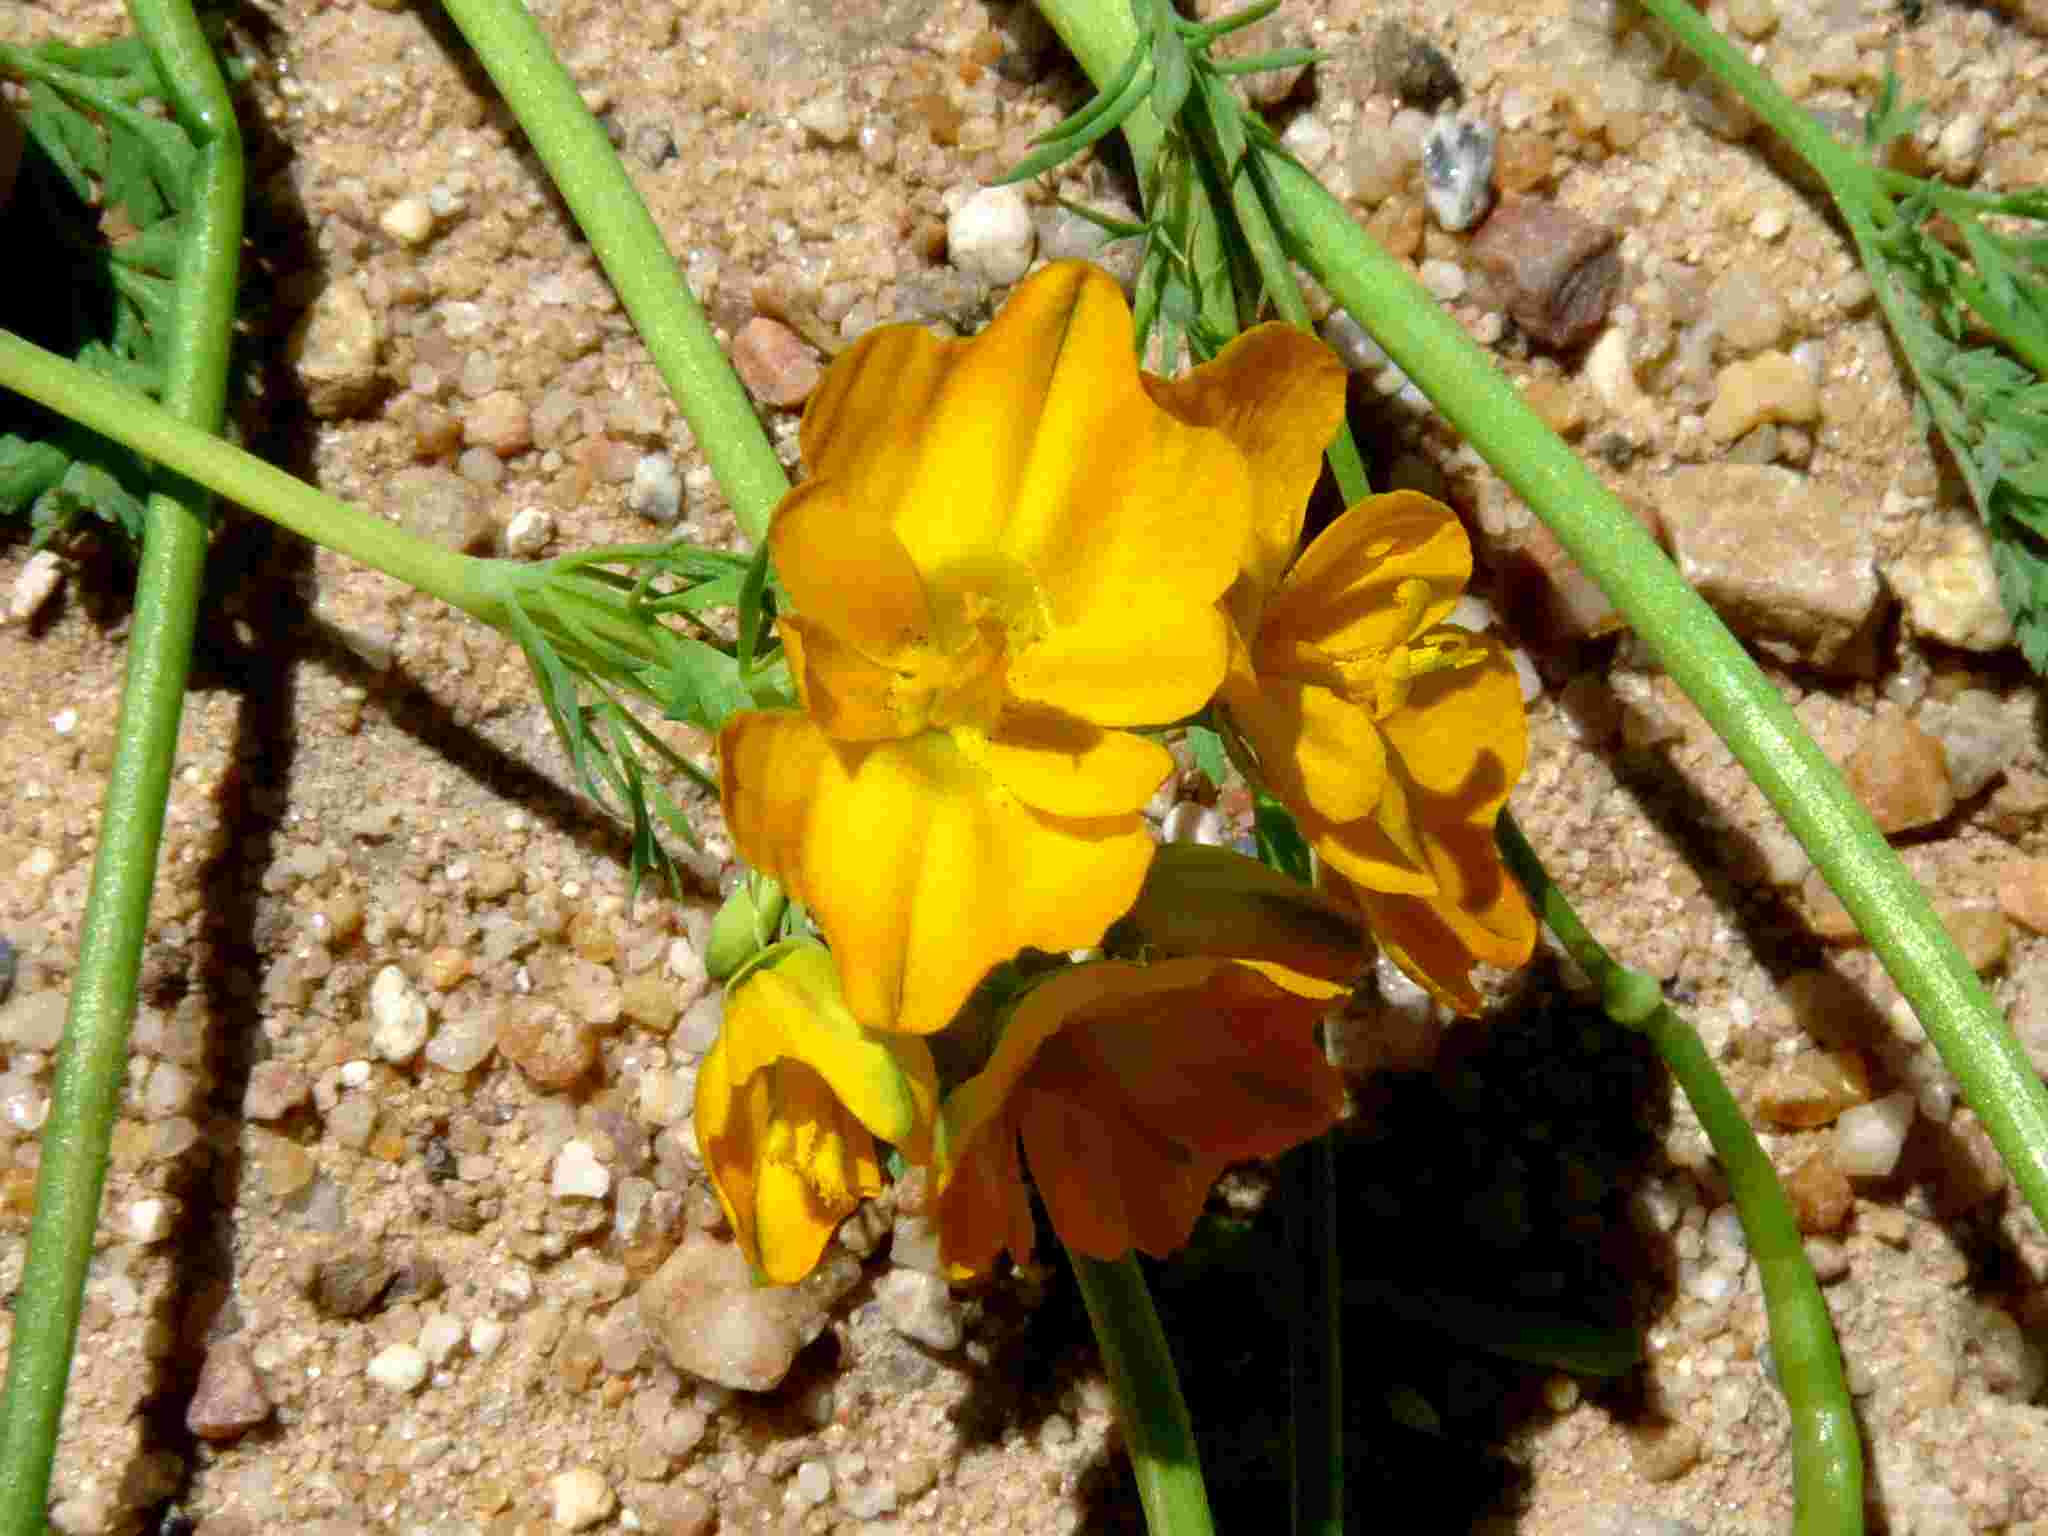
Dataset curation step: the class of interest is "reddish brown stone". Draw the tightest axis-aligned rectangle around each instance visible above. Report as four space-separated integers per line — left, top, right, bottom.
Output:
1469 195 1621 349
730 318 822 409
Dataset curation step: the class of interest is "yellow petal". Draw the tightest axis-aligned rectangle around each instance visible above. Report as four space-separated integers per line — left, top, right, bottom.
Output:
1222 665 1390 826
1144 322 1351 627
798 262 1251 729
1374 628 1529 808
780 616 916 742
768 479 931 667
1330 836 1537 1015
720 710 1154 1035
1259 491 1472 666
978 708 1174 819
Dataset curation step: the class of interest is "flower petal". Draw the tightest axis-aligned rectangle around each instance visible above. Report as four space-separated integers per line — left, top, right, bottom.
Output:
720 709 1155 1034
780 616 915 741
1259 491 1472 666
1330 833 1537 1014
979 708 1174 819
1144 322 1351 627
769 479 931 667
798 262 1252 728
933 1101 1037 1278
1374 627 1530 807
1222 664 1390 826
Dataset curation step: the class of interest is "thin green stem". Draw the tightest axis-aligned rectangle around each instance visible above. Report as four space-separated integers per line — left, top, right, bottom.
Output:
1499 814 1863 1536
1068 1249 1216 1536
434 0 787 546
1252 140 2048 1242
0 329 495 621
0 3 238 1530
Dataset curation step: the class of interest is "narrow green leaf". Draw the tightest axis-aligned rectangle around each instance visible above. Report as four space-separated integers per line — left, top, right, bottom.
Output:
1185 723 1229 791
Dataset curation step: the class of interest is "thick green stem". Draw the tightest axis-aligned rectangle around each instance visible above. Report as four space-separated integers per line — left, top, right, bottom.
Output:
434 0 787 545
0 3 239 1530
1499 815 1864 1536
1068 1249 1216 1536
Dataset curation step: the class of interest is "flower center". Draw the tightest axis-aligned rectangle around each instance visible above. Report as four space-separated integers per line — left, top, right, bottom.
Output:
893 556 1051 738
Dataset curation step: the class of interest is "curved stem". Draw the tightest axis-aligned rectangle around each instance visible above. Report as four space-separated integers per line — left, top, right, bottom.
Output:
1499 814 1864 1536
434 0 788 545
1068 1249 1216 1536
0 3 239 1531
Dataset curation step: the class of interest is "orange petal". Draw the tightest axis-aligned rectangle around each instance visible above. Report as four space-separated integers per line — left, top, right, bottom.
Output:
780 616 916 741
1223 666 1390 826
1259 491 1472 666
1144 322 1350 625
979 708 1174 819
1331 834 1537 1015
1006 599 1231 727
768 479 931 667
719 710 1155 1035
933 1102 1038 1277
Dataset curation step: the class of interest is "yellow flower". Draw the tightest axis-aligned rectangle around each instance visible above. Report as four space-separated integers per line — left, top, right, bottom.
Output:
1219 489 1538 1013
932 957 1347 1277
695 944 938 1284
721 261 1323 1037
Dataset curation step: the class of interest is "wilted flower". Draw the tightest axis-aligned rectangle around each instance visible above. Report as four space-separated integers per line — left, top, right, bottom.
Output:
932 957 1348 1276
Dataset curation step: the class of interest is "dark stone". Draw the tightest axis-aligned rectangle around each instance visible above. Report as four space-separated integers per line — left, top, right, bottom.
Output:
1373 22 1462 111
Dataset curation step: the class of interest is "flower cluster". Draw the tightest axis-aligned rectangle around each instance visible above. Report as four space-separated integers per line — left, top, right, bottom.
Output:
701 262 1534 1283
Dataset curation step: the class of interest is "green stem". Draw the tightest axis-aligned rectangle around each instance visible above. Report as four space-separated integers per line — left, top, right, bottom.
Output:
434 0 787 545
1499 814 1864 1536
1068 1249 1216 1536
1252 140 2048 1243
0 3 239 1530
0 329 496 623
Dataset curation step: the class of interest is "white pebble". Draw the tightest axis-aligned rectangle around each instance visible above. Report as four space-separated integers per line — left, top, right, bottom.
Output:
51 708 77 736
379 196 435 246
1279 112 1334 167
125 1197 175 1244
423 1009 496 1074
791 1459 832 1509
876 1268 963 1350
469 1317 507 1357
552 1137 612 1200
1419 259 1467 301
365 1343 429 1393
1703 1203 1748 1262
1834 1091 1915 1178
8 551 64 624
550 1468 616 1531
368 966 430 1064
796 92 853 145
947 186 1037 286
503 506 554 558
337 1059 372 1089
417 1311 466 1366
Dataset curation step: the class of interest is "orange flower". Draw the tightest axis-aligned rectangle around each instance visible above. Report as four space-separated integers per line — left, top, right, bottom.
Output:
933 958 1346 1276
718 262 1335 1036
1218 490 1537 1012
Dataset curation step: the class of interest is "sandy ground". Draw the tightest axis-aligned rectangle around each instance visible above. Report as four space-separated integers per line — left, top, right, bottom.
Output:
6 0 2048 1531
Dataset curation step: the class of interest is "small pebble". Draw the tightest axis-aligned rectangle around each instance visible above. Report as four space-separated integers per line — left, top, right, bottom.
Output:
365 1342 429 1393
186 1340 272 1442
1844 710 1955 834
796 92 853 145
388 465 492 552
1373 21 1462 110
1915 690 2025 801
876 1268 963 1351
288 278 383 420
1468 196 1619 349
1419 112 1495 232
424 1007 497 1074
126 1196 175 1244
1704 350 1819 441
417 1310 466 1366
0 988 65 1051
8 551 63 624
550 1468 617 1532
1834 1091 1915 1177
464 390 532 457
369 965 431 1063
379 196 435 246
1419 258 1467 301
946 185 1037 286
1999 858 2048 936
553 1137 613 1201
730 318 822 409
1885 524 2014 653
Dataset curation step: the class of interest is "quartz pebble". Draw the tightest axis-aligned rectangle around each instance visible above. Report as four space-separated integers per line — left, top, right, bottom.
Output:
8 550 63 624
288 277 383 419
365 1342 429 1393
1663 465 1880 673
552 1137 612 1201
464 390 532 457
1419 113 1495 232
639 1232 862 1391
1998 858 2048 935
795 92 853 145
186 1340 272 1442
1469 196 1619 350
243 1060 309 1120
368 965 430 1063
1884 524 2014 652
1834 1091 1915 1177
1914 690 2025 801
388 465 492 552
876 1268 964 1351
551 1468 616 1531
424 1006 496 1074
946 186 1036 286
0 987 65 1051
379 195 435 245
417 1310 465 1366
730 319 822 409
